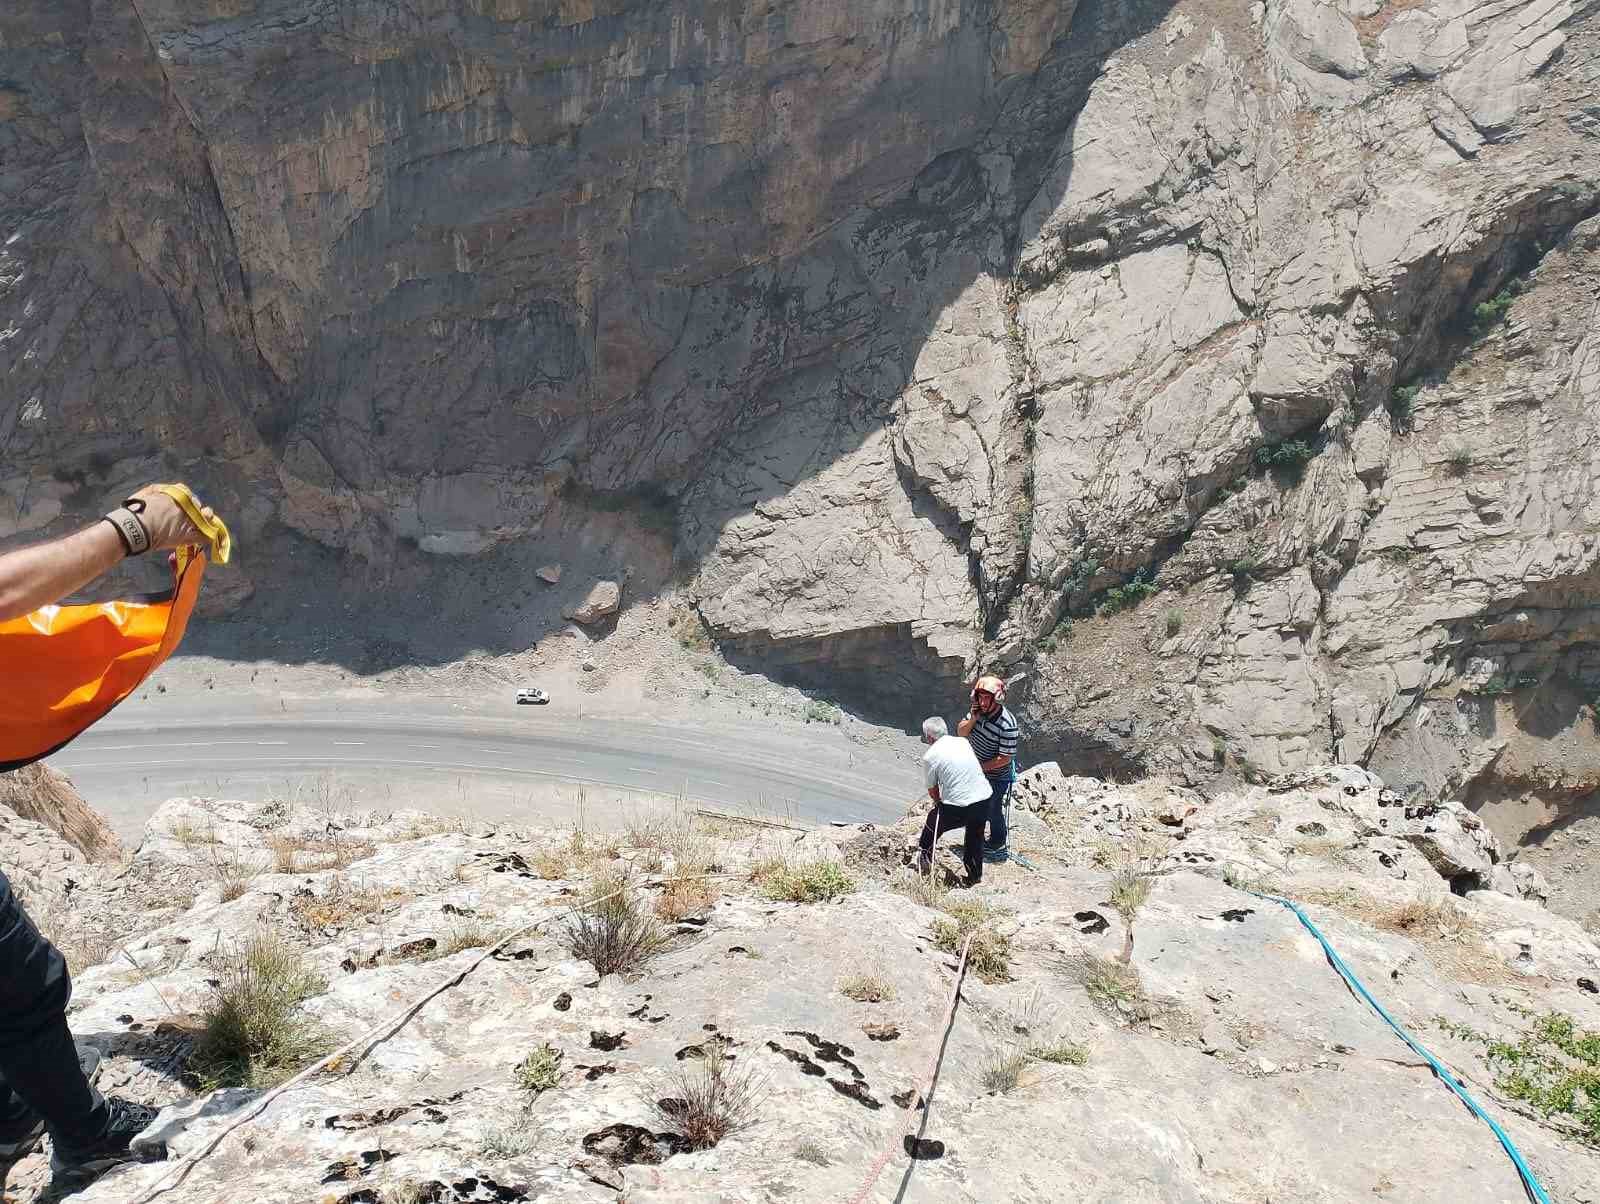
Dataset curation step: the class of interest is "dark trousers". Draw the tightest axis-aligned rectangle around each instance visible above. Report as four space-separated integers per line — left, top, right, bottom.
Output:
985 776 1013 852
0 868 108 1148
918 801 988 884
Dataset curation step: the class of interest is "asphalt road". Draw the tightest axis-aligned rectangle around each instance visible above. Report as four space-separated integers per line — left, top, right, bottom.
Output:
48 696 917 841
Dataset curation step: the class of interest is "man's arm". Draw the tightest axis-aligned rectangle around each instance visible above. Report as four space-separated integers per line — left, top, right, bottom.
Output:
956 712 976 738
0 487 202 622
979 751 1011 774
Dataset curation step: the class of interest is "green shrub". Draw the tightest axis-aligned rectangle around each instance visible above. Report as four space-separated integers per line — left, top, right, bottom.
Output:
1390 383 1421 428
1164 608 1183 637
1099 567 1158 615
1477 673 1540 697
1438 1013 1600 1144
1470 285 1519 336
1254 440 1317 471
803 700 843 726
755 859 855 903
1031 1041 1090 1066
1226 554 1263 582
1444 444 1476 475
188 933 332 1090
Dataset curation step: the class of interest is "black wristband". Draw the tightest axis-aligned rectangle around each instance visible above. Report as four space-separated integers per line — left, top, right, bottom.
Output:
102 506 152 556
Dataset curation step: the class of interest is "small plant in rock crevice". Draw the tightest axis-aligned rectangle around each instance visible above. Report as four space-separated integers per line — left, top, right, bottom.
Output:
652 1048 768 1151
794 1139 831 1166
1109 868 1152 965
981 1049 1029 1094
480 1124 536 1159
1076 954 1151 1022
1443 444 1477 475
514 1043 563 1096
1031 1040 1090 1066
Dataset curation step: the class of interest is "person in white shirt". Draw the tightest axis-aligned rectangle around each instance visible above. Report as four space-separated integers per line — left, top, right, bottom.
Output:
916 716 993 886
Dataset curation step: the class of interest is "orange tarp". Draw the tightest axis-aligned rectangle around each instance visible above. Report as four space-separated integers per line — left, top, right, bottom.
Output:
0 551 206 771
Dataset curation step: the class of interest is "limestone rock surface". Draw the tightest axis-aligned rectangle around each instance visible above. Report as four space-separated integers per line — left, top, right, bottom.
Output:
2 776 1597 1203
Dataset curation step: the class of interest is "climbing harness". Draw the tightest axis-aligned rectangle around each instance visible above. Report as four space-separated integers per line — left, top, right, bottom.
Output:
0 484 232 770
1249 890 1552 1204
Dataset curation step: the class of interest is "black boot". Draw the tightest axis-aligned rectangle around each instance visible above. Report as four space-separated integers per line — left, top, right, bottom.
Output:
49 1097 163 1189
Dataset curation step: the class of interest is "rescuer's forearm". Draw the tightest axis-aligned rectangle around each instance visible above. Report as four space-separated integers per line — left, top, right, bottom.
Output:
0 522 127 622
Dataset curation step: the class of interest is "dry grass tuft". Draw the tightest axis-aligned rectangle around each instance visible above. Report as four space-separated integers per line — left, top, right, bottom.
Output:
892 868 953 910
931 900 1011 983
188 931 332 1090
652 1048 768 1150
437 918 496 957
563 870 670 977
207 844 266 903
263 830 376 874
1109 868 1151 923
22 886 123 972
289 879 409 934
625 801 722 876
166 816 219 847
1076 954 1151 1021
838 972 896 1003
1382 896 1475 941
981 1048 1029 1094
654 875 719 922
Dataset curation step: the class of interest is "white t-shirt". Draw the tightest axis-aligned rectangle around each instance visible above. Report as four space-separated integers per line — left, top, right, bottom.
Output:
922 735 992 807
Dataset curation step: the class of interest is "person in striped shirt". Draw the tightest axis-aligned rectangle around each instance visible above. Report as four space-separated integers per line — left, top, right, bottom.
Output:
957 674 1019 863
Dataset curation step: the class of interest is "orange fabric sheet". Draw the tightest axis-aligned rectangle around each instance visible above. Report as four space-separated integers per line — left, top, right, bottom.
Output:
0 553 206 771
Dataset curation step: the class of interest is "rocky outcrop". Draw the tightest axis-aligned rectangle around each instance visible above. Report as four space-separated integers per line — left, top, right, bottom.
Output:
5 2 1600 816
0 762 122 863
5 776 1599 1202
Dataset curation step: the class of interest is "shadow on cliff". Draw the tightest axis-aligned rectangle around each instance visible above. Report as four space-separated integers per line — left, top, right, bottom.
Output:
12 0 1180 739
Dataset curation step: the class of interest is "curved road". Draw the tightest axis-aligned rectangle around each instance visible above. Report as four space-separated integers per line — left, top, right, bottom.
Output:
48 695 918 841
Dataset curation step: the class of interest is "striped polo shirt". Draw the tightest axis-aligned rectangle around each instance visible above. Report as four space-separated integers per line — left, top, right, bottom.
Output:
968 705 1019 780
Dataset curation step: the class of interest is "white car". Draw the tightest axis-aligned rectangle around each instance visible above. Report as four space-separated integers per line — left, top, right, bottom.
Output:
515 687 550 705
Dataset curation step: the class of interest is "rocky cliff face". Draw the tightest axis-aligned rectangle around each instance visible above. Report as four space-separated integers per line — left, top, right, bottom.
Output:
5 2 1600 824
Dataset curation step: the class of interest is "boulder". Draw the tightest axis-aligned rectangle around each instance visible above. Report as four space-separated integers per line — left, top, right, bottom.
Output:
1383 797 1503 887
1509 860 1551 906
564 580 622 625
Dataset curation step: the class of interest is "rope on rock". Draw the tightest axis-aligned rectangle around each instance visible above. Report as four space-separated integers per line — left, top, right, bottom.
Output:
1249 890 1552 1204
843 932 972 1204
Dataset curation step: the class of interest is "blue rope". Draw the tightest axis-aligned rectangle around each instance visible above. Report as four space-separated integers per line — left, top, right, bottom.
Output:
1248 890 1552 1204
